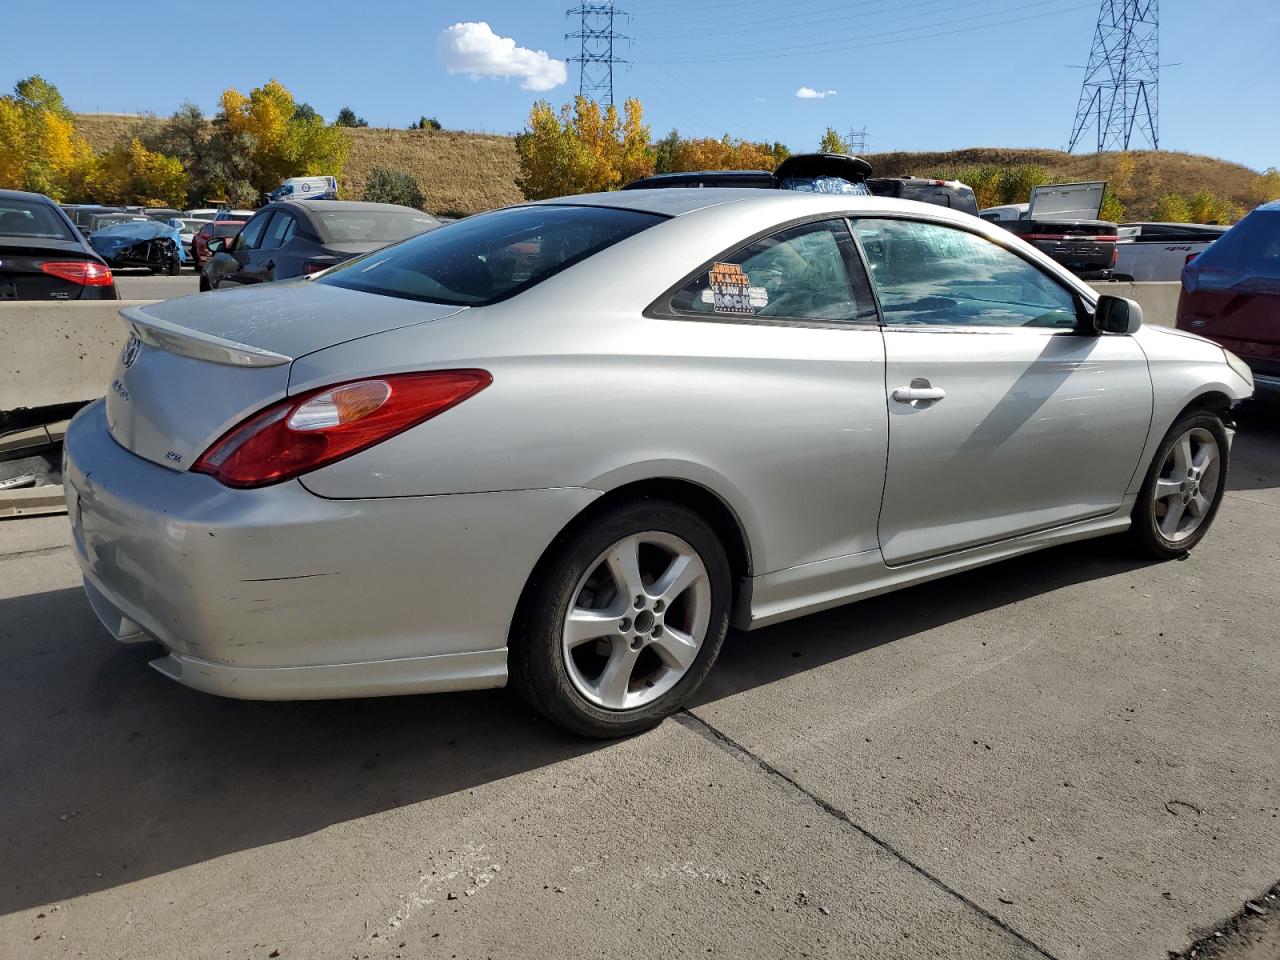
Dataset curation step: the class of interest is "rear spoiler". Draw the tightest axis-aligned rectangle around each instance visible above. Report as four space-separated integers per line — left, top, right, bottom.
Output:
121 306 291 368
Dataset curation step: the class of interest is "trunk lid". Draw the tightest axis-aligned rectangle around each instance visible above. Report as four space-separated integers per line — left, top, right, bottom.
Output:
105 280 467 470
0 243 100 301
1028 181 1106 221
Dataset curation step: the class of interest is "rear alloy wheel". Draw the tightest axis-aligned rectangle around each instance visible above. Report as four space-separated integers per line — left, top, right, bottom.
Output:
1131 412 1229 558
511 500 731 738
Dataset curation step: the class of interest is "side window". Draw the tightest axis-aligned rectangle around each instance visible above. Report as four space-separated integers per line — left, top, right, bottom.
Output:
234 212 273 252
262 213 296 249
852 218 1079 329
668 219 878 323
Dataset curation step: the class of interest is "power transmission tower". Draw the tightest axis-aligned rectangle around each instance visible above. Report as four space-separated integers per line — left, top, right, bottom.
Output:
1067 0 1159 153
566 3 631 106
847 127 869 154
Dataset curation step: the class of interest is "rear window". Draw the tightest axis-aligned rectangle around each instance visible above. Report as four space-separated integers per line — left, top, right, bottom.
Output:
1190 209 1280 282
0 200 75 240
312 209 440 244
213 223 244 238
318 204 665 306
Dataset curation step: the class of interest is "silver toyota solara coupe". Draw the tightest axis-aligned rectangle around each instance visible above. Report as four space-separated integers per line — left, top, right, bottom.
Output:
64 189 1254 737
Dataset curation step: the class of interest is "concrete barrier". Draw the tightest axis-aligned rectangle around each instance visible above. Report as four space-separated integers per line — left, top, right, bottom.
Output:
1089 281 1181 328
1 300 154 415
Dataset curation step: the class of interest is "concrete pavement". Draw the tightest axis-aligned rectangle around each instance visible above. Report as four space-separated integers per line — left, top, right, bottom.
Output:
0 407 1276 960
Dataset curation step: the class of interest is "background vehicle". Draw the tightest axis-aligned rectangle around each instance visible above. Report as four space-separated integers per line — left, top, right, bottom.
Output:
624 153 977 214
89 219 187 275
191 219 246 268
1177 201 1279 393
200 200 440 290
66 190 1249 738
60 204 126 236
268 175 339 203
1114 221 1226 281
143 208 183 223
986 181 1118 280
0 189 118 301
171 217 211 259
87 211 150 234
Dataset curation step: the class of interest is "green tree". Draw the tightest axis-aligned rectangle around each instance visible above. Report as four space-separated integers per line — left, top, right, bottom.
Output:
363 167 425 208
1250 167 1280 205
334 106 368 128
1099 187 1125 224
1152 193 1192 222
293 102 320 123
411 116 442 131
997 164 1050 205
818 127 847 154
652 128 681 174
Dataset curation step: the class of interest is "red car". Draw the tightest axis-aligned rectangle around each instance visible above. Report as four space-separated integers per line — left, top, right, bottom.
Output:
191 220 246 269
1177 201 1280 395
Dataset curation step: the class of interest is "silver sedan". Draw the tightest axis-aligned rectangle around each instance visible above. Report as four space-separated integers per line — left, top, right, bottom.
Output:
63 190 1254 737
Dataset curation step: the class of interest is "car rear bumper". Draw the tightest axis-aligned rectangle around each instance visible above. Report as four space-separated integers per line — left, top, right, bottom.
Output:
64 400 599 699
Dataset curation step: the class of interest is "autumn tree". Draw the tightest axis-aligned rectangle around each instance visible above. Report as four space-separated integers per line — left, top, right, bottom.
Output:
516 96 652 199
818 127 847 154
1250 167 1280 205
86 138 187 207
1151 193 1192 222
670 135 779 172
0 75 95 200
219 79 350 196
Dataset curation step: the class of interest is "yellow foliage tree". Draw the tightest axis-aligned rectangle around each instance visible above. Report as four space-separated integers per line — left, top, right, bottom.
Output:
818 127 847 154
0 75 95 200
670 135 779 172
218 78 349 195
516 96 653 199
1250 167 1280 205
86 139 188 207
1151 193 1192 222
1186 190 1242 224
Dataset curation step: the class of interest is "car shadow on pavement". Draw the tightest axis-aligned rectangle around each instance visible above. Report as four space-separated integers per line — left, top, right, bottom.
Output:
1 417 1274 919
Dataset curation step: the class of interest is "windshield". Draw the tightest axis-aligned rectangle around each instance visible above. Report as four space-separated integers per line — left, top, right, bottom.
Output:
0 200 75 240
1185 208 1280 292
313 209 440 244
318 204 665 306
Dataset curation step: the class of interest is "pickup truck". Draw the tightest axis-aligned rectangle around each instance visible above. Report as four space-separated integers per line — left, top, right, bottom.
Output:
1114 221 1226 281
980 181 1117 281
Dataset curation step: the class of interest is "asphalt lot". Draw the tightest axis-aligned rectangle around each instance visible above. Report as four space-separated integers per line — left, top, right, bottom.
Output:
112 268 199 301
0 405 1276 960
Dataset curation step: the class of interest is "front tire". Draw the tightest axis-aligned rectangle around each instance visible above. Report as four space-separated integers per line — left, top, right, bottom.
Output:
1130 410 1230 559
510 499 732 738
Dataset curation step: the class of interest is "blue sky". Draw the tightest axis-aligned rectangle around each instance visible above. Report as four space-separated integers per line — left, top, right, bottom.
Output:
4 0 1277 169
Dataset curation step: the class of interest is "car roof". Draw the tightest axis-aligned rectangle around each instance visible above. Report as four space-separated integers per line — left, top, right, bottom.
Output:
274 200 431 215
530 187 970 222
0 188 58 204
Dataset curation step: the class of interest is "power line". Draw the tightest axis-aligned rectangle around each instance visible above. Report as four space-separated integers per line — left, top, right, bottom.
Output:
1067 0 1159 152
640 1 1096 64
566 3 632 106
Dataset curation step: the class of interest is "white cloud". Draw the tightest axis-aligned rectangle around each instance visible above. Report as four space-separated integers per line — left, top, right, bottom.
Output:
796 86 837 99
438 22 567 92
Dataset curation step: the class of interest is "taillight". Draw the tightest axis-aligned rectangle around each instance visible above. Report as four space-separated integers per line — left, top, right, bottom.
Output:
1112 246 1119 267
192 370 492 488
1186 253 1199 266
303 262 329 275
41 261 114 286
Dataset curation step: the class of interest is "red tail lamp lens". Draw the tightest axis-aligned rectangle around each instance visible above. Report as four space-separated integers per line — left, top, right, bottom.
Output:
193 370 491 488
41 261 114 286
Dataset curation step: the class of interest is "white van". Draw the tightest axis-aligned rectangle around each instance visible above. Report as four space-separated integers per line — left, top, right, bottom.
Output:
268 176 339 203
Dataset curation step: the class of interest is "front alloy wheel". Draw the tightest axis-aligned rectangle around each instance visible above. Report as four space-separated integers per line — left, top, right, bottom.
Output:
1132 411 1229 558
511 500 731 738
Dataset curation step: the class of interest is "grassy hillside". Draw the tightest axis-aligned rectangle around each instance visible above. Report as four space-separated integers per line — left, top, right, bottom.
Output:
75 115 1261 220
864 147 1261 220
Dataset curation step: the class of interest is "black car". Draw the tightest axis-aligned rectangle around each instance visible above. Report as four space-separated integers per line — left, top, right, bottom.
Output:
623 153 979 216
0 189 120 301
200 200 441 290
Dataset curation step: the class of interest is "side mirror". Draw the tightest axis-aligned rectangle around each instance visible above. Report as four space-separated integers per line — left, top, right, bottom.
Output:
205 236 226 255
1094 295 1143 335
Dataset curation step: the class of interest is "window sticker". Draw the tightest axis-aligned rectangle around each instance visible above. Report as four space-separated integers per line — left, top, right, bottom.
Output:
706 261 769 315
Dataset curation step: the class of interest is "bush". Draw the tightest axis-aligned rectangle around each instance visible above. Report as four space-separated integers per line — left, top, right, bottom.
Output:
1249 168 1280 205
818 127 847 154
363 167 424 208
412 116 442 131
335 107 368 128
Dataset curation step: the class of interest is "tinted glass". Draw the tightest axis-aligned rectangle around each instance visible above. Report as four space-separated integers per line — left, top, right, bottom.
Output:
669 219 877 323
312 210 439 244
262 213 296 249
0 200 75 240
1189 209 1280 283
853 218 1079 329
318 204 664 306
213 222 245 238
234 213 272 250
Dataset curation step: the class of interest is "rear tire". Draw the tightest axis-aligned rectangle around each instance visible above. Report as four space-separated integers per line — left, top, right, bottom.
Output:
510 499 732 738
1129 410 1230 559
198 275 211 292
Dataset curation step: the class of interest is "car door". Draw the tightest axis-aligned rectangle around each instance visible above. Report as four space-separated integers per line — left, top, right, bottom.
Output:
242 210 297 282
209 211 273 287
852 216 1153 566
654 218 889 577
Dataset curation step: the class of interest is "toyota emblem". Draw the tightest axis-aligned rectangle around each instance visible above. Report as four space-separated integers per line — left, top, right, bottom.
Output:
121 332 141 368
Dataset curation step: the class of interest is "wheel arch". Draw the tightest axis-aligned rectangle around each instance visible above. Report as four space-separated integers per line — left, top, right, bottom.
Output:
507 475 755 650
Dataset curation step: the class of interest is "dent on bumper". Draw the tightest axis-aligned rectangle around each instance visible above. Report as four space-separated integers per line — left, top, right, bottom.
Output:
64 401 600 699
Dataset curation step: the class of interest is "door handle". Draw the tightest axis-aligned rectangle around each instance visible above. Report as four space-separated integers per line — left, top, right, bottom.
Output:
891 383 946 403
